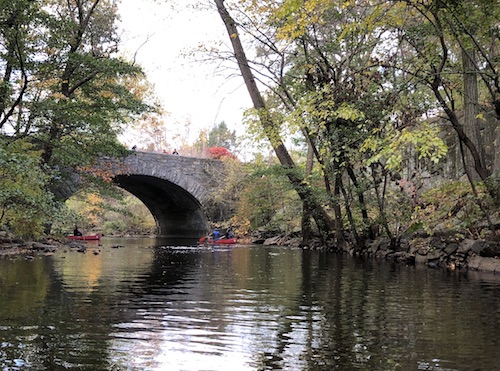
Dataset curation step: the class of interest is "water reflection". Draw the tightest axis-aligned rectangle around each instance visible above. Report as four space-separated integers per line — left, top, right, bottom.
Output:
0 238 499 370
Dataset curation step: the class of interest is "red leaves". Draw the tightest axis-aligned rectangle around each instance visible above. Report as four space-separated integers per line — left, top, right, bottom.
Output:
206 146 236 159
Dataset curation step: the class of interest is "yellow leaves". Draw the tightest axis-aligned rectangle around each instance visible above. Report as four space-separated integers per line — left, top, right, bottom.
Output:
51 92 67 101
99 90 114 99
475 112 486 122
80 192 105 227
361 122 448 171
274 0 329 40
77 160 118 183
335 103 365 121
230 32 239 39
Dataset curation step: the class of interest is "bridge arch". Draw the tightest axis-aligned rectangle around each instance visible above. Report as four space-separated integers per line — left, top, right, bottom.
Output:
107 151 223 238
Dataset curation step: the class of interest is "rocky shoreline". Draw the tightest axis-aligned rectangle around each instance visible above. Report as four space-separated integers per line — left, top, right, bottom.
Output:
3 231 499 275
252 232 500 275
0 236 98 257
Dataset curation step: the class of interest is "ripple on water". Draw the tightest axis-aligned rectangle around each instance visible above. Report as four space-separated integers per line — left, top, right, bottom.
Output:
1 242 499 370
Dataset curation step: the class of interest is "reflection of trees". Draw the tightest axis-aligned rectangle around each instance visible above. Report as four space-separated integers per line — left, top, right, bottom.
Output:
221 250 500 371
0 245 202 369
0 259 50 319
292 258 500 370
1 246 499 369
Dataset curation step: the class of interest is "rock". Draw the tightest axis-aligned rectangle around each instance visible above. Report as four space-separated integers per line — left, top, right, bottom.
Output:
426 249 442 260
367 240 380 254
32 242 58 252
263 236 282 245
378 238 392 251
443 243 459 256
283 237 302 247
417 244 431 255
470 240 486 255
415 254 428 265
427 258 440 269
457 239 476 254
468 256 500 273
251 238 265 244
480 242 500 257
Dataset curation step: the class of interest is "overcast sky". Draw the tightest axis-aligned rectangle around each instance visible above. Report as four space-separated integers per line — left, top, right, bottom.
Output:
117 0 252 147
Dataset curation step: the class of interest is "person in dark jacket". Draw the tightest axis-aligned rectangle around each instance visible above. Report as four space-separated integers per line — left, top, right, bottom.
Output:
73 226 83 236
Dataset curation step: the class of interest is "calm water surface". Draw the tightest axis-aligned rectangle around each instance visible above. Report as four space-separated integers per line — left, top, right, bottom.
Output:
0 237 499 370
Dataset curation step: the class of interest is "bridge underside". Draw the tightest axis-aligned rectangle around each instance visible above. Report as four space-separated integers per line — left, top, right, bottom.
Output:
113 174 209 238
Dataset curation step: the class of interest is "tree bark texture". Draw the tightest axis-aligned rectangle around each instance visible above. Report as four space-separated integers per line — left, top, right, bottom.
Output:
461 48 484 181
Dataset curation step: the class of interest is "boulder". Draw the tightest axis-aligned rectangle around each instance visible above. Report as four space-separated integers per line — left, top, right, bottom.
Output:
480 242 500 257
468 256 500 273
443 243 459 256
415 254 428 264
458 239 476 254
470 240 487 255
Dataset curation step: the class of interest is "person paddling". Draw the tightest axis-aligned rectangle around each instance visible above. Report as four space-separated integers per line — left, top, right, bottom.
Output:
212 228 220 241
73 226 83 236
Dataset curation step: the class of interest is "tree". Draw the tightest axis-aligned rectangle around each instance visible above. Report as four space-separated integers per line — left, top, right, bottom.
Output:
0 139 56 238
0 0 40 130
207 121 237 149
0 0 153 237
214 0 337 244
192 121 237 157
212 0 458 247
1 0 152 175
206 146 236 159
388 0 500 206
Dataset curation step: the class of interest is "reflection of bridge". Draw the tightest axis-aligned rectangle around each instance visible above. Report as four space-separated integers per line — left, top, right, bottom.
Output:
61 151 225 238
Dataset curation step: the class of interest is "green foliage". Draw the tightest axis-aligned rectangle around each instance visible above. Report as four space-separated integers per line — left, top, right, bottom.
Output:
237 162 301 231
53 189 156 236
0 0 155 239
0 139 56 238
361 123 448 171
412 181 494 236
207 121 237 149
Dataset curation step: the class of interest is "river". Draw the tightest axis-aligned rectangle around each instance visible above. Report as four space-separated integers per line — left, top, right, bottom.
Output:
0 237 499 370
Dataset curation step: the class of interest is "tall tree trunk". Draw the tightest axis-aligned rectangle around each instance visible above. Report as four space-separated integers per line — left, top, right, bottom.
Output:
462 48 484 181
346 164 371 238
431 76 500 206
214 0 336 240
301 141 314 246
338 173 360 247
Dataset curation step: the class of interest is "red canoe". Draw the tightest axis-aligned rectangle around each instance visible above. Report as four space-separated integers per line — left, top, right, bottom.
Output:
199 236 237 245
67 233 102 241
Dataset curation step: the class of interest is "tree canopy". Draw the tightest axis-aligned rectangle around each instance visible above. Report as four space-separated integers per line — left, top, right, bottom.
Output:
0 0 153 237
213 0 499 246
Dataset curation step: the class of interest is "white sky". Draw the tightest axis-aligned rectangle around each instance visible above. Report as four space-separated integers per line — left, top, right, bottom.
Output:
117 0 252 148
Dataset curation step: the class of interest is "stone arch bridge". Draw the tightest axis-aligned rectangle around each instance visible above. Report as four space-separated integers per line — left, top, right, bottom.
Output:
65 151 226 238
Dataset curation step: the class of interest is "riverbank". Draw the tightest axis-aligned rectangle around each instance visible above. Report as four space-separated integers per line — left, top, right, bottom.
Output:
0 233 93 257
252 230 500 274
2 230 499 275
